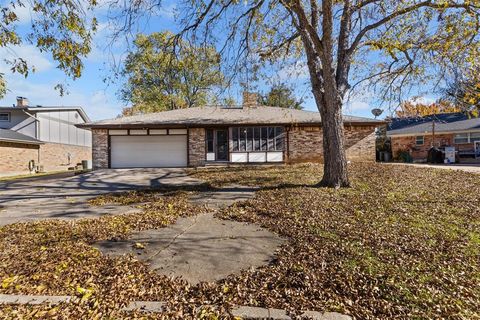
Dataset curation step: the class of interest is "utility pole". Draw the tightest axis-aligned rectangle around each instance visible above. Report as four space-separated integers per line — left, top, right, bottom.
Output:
431 118 436 147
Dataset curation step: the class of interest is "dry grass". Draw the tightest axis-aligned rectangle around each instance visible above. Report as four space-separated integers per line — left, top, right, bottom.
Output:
0 163 479 319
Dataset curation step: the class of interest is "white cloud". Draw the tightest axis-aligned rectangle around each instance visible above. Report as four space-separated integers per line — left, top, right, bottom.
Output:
408 96 436 105
0 74 122 120
0 45 53 74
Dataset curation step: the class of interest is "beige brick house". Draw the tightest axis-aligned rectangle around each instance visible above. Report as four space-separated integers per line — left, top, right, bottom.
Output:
387 112 480 162
0 97 92 176
78 96 382 169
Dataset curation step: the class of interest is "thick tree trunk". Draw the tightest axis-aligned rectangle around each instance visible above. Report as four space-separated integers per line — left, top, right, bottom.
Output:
311 84 350 188
319 99 350 188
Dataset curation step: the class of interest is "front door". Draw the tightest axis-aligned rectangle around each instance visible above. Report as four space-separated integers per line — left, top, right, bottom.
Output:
475 141 480 159
215 129 229 161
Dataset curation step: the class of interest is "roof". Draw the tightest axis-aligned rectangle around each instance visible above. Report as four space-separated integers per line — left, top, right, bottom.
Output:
0 106 91 123
387 112 480 136
77 106 382 129
0 128 44 145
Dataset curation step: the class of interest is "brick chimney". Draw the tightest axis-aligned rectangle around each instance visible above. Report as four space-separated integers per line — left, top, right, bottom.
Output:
16 96 29 107
242 91 259 107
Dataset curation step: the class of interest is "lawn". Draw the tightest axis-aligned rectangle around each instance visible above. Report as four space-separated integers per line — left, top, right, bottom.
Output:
0 163 479 319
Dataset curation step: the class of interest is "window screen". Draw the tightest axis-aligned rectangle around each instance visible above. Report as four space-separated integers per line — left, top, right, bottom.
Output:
415 136 424 145
454 133 469 144
0 113 10 122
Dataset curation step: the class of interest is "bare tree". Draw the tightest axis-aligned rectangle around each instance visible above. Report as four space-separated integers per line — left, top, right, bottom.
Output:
105 0 480 187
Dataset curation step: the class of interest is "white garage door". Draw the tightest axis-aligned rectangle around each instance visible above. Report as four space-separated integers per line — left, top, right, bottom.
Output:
110 135 187 168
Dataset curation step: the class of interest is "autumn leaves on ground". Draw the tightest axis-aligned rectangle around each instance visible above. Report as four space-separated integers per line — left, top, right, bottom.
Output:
1 164 479 319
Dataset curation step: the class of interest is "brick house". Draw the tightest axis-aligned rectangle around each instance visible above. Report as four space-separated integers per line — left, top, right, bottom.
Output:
387 112 480 162
77 94 382 169
0 97 92 176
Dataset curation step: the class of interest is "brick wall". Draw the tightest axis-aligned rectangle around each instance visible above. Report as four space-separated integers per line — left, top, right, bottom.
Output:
0 142 39 175
188 128 205 166
39 143 91 171
92 129 109 169
344 125 377 162
287 125 377 163
391 134 474 161
287 126 324 163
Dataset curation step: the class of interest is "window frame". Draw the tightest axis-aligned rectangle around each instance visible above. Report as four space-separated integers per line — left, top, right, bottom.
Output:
415 135 424 146
0 112 10 122
231 126 285 152
469 132 480 143
453 133 470 144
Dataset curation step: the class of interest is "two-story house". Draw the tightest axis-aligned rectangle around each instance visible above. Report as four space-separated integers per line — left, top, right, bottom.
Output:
0 97 92 176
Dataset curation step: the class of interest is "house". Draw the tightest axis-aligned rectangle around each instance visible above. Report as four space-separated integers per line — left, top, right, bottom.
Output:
0 97 92 176
77 93 382 169
387 112 480 162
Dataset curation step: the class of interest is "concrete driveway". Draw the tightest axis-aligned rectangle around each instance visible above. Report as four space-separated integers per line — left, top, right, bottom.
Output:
385 162 480 174
0 169 202 226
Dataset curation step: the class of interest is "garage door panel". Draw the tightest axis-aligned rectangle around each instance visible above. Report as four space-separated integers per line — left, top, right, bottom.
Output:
110 135 187 168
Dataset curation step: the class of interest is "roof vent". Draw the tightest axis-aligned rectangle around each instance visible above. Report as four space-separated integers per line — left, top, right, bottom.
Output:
16 96 29 107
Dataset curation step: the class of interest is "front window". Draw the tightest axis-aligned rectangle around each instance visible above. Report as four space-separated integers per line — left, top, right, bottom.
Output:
206 129 214 152
454 133 469 144
231 126 285 152
0 112 10 122
470 132 480 143
415 136 424 146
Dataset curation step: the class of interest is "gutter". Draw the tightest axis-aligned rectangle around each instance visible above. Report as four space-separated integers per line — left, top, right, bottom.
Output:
77 121 385 130
0 138 44 145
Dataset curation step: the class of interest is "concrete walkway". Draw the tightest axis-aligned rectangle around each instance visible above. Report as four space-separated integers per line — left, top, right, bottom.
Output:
0 168 202 226
384 162 480 174
95 212 283 284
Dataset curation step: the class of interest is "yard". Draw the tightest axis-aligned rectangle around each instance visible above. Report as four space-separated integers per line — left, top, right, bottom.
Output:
0 163 479 319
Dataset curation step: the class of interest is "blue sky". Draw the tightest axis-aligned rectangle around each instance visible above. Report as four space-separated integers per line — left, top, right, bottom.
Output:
0 1 436 121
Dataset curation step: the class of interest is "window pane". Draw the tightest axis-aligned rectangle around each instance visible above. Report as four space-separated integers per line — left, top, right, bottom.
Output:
470 132 480 142
275 127 284 150
240 127 246 151
206 129 214 152
0 113 10 121
454 133 469 144
261 127 268 150
246 127 253 151
232 128 239 151
268 127 275 151
415 136 424 145
254 127 261 151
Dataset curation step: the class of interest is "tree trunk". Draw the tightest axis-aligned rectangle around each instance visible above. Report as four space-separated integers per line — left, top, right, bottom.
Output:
311 83 350 188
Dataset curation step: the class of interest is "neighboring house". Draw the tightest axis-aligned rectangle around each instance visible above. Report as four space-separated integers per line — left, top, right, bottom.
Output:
0 97 92 176
77 93 382 169
387 112 480 162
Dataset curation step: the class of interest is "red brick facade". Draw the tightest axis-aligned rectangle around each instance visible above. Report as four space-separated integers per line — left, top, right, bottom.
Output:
0 141 91 176
0 142 39 175
91 124 378 169
92 129 109 169
286 125 377 163
188 128 206 167
391 134 476 161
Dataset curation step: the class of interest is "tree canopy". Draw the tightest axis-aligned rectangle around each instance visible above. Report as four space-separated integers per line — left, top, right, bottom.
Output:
119 32 224 115
395 99 460 118
4 0 480 187
444 68 480 116
0 0 97 97
260 84 303 109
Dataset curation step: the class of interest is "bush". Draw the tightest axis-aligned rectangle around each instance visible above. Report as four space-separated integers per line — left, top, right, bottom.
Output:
396 149 413 162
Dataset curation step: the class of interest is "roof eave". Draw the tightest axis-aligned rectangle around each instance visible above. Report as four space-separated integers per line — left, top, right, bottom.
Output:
0 138 44 145
77 120 383 129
